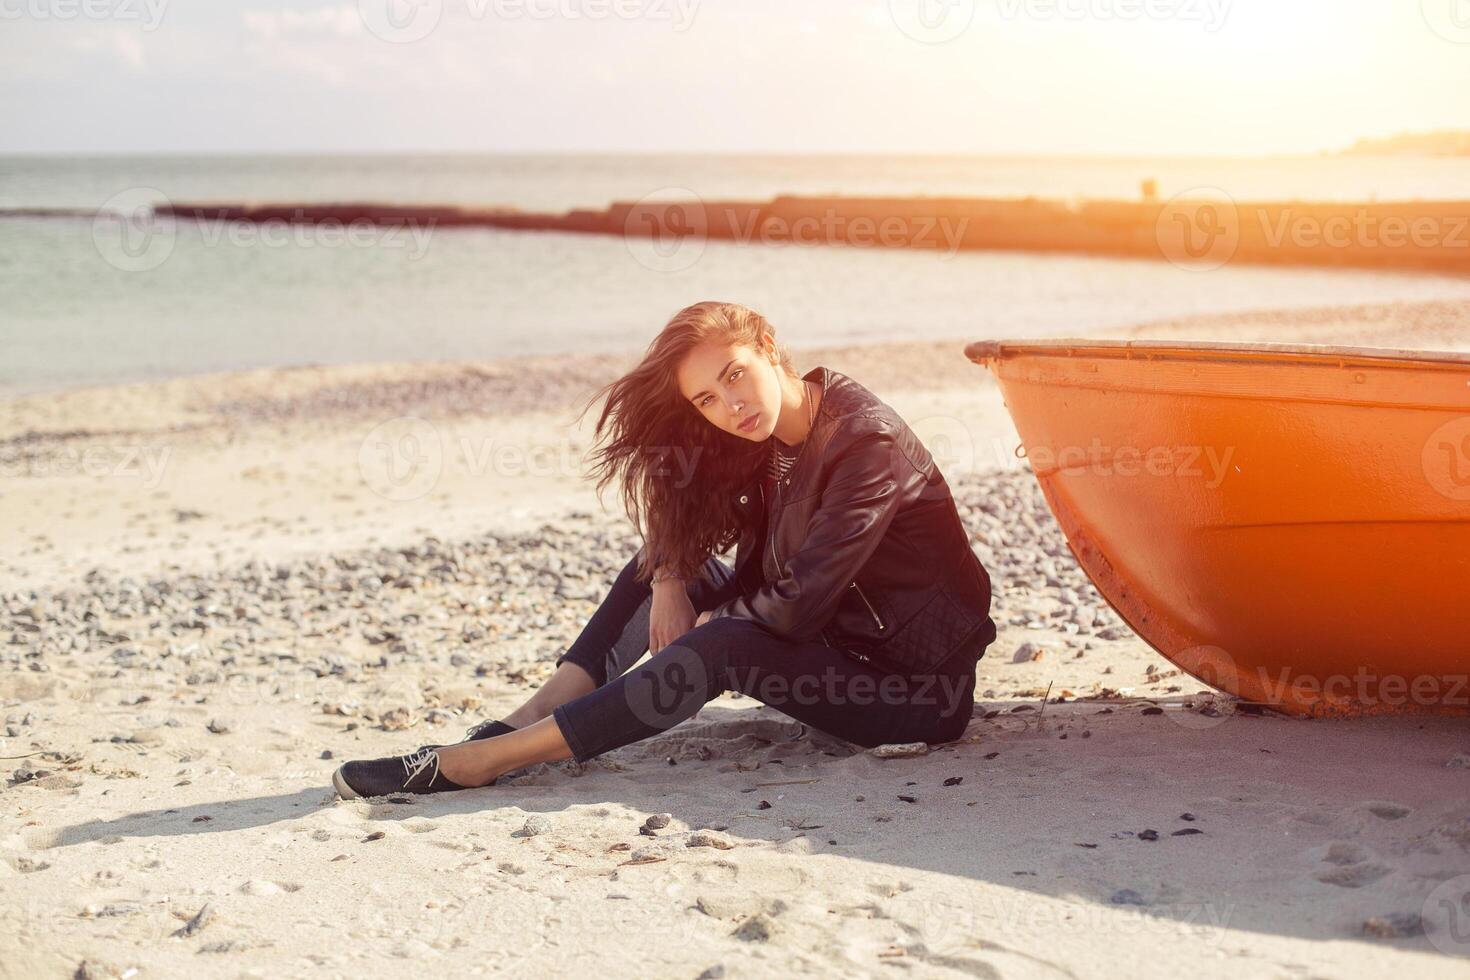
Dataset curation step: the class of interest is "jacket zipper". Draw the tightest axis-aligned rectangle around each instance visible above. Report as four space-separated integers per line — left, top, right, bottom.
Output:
850 581 885 631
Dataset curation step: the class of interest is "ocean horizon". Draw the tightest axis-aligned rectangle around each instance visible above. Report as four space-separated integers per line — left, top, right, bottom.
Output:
4 152 1469 396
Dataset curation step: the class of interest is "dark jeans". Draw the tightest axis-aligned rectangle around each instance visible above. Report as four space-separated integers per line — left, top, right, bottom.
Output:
550 548 977 763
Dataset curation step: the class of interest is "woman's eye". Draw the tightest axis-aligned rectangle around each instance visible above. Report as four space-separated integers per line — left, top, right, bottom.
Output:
729 369 742 381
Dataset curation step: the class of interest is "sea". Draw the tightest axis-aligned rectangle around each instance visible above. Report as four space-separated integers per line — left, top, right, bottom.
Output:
2 153 1468 394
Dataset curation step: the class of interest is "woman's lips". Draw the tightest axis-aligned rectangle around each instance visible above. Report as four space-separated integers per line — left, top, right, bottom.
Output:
738 413 760 432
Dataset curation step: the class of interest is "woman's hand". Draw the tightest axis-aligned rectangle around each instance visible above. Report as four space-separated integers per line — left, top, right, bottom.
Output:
649 580 696 655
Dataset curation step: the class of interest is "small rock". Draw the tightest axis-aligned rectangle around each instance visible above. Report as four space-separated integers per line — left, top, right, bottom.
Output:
1361 913 1424 938
731 913 777 942
319 750 334 760
688 829 734 850
514 816 552 838
74 960 129 980
238 879 280 896
643 812 672 830
1011 642 1042 663
1109 888 1147 906
695 966 726 980
869 742 929 759
206 719 230 735
1364 801 1411 820
1137 829 1159 841
379 707 414 731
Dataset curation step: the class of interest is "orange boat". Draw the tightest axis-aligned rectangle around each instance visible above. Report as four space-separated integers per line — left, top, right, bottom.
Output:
965 338 1470 718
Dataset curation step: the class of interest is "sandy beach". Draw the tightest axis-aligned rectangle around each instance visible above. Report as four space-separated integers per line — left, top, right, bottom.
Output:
4 299 1470 979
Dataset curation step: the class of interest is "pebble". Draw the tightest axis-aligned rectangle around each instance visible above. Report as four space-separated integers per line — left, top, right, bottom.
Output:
869 742 929 759
379 708 414 732
238 880 280 896
1109 889 1147 906
731 913 777 942
205 719 230 735
514 815 552 838
1011 642 1042 663
643 812 673 831
687 829 734 850
1361 913 1424 938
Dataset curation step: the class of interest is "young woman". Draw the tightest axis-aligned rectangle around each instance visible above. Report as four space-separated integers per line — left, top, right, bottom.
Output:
332 301 997 798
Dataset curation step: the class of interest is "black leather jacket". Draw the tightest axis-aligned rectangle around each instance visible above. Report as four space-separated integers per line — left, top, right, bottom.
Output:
705 366 997 675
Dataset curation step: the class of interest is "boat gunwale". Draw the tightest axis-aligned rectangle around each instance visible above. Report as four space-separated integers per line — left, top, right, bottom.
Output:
964 337 1470 370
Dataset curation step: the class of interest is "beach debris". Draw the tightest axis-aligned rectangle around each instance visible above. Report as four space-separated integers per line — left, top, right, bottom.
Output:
378 708 414 731
1109 889 1147 906
731 913 777 942
205 719 230 734
1012 642 1042 663
1364 801 1411 820
688 829 734 850
171 903 216 939
238 880 281 896
1171 828 1204 836
73 960 137 980
643 812 672 831
1137 829 1159 841
897 794 918 804
869 742 928 759
1180 812 1196 821
1360 913 1424 938
943 776 963 786
695 964 727 979
513 815 552 838
361 832 386 843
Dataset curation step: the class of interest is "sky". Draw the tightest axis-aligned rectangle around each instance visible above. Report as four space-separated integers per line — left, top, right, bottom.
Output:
1 0 1468 156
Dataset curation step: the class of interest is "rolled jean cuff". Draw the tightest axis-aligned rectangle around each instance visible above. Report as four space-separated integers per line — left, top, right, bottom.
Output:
551 702 595 763
554 648 607 689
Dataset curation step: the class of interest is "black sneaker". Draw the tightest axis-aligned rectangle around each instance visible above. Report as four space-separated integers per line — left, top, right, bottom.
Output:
416 718 516 755
332 748 476 800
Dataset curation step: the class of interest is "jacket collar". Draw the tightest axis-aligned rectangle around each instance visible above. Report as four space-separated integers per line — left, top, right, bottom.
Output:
732 365 840 512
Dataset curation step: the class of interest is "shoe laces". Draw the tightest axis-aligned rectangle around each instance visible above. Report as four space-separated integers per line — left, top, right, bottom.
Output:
401 748 439 787
463 720 498 740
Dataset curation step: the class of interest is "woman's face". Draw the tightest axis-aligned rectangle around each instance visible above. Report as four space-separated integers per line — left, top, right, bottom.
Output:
675 337 784 442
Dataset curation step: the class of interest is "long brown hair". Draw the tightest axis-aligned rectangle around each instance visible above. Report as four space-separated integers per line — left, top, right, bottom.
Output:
577 301 800 583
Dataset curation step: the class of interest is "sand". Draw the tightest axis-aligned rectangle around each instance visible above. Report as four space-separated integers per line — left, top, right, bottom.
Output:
3 299 1470 979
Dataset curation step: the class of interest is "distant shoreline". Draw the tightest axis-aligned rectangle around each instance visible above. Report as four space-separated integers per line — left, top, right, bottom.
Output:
78 193 1470 276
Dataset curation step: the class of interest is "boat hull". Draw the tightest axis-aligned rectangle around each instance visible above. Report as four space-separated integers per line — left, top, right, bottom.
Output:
965 339 1470 718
